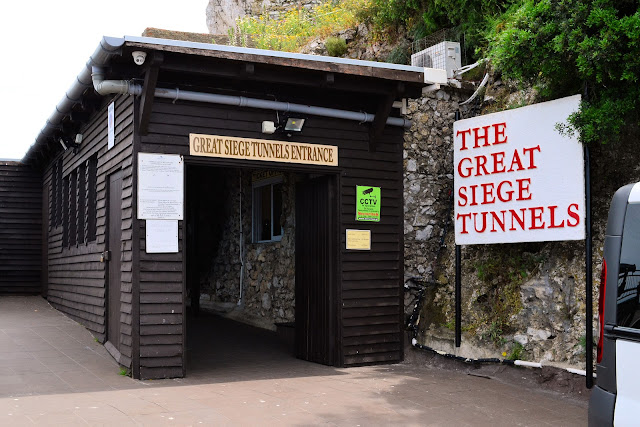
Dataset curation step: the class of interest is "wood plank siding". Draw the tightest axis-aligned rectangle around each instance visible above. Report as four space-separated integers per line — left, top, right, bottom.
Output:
0 162 42 294
43 95 136 366
140 98 404 374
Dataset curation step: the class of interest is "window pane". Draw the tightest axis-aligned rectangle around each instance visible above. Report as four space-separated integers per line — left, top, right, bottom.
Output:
62 176 69 247
77 165 86 244
618 204 640 329
69 171 77 246
273 183 283 237
259 185 271 241
87 156 97 242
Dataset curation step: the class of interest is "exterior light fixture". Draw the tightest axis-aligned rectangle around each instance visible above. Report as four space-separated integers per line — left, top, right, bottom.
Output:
284 118 305 132
262 121 276 134
58 133 83 152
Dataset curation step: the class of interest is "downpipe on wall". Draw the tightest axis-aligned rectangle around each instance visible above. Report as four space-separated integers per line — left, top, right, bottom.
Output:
238 171 244 306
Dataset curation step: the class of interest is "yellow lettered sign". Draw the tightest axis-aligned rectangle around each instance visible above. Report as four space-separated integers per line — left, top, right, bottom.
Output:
346 229 371 250
189 134 338 166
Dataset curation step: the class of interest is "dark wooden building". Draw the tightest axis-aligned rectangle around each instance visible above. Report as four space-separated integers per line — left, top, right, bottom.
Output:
0 161 42 295
20 36 442 379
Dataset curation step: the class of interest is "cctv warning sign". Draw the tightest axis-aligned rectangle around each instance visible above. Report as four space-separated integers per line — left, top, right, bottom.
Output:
356 186 381 222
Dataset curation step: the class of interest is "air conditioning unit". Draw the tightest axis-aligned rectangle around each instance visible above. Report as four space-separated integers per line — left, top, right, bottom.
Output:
411 41 461 79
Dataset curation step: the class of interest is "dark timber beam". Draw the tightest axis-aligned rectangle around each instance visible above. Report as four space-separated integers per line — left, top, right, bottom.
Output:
138 53 163 136
368 83 404 152
160 58 423 98
70 111 91 124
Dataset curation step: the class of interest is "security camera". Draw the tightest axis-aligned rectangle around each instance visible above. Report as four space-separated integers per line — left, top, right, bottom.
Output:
132 51 147 66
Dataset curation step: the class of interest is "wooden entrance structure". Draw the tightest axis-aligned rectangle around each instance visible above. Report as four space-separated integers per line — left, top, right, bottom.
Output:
19 36 440 379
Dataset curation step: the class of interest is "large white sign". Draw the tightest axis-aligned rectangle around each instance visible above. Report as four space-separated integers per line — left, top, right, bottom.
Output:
454 95 585 245
138 153 184 220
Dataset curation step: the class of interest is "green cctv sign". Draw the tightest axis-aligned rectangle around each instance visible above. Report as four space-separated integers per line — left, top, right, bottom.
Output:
356 186 381 222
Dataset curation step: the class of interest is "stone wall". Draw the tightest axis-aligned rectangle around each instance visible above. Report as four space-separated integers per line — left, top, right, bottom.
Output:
206 0 322 34
200 169 297 329
403 82 640 368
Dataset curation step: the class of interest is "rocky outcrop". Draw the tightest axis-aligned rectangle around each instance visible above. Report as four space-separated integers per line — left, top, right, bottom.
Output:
206 0 322 34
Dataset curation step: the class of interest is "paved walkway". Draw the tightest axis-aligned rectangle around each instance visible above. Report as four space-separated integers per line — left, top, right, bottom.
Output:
0 296 587 426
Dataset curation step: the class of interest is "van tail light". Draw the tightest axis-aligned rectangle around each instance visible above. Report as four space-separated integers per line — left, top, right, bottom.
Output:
597 259 607 364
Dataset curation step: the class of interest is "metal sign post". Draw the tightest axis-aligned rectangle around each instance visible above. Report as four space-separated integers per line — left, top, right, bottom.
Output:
585 144 593 389
454 110 462 348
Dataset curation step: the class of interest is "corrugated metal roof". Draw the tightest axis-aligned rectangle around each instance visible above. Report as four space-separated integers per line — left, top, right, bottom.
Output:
123 35 428 74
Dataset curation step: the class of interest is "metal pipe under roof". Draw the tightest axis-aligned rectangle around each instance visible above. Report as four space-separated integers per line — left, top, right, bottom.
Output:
24 36 445 163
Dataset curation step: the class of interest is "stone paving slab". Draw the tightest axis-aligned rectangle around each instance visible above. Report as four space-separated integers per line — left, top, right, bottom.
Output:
0 296 587 425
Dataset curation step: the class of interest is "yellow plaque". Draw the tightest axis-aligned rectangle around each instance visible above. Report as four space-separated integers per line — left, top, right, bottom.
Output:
346 229 371 250
189 133 338 166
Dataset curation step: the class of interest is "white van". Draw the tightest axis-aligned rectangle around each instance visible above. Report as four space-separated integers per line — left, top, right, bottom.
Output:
589 183 640 426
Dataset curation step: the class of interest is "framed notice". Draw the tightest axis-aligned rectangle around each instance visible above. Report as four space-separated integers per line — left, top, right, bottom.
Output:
145 220 178 253
107 102 115 150
356 186 381 222
453 95 584 245
346 229 371 250
138 153 184 220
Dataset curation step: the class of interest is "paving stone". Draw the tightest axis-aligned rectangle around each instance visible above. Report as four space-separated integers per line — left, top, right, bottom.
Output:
0 296 588 425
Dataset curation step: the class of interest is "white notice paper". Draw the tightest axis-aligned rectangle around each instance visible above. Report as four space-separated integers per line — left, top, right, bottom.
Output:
138 153 184 220
146 220 178 253
108 102 115 150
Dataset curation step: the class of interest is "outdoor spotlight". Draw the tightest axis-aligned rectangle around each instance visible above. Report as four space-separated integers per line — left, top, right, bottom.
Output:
59 138 68 151
284 118 305 132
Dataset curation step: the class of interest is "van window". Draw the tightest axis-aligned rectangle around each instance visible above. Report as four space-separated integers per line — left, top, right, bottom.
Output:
618 204 640 328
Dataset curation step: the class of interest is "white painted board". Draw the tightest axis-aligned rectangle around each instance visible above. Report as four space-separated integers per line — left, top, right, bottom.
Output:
145 220 178 253
453 94 585 245
108 102 115 150
138 153 184 220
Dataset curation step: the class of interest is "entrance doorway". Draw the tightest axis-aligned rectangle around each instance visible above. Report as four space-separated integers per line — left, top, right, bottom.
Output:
184 165 338 374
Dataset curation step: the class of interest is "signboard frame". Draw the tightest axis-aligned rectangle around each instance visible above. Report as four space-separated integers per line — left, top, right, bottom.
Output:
356 185 381 222
138 153 184 220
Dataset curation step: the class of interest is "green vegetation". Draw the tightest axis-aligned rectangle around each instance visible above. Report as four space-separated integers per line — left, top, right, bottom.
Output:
486 0 640 145
232 0 640 144
386 41 411 65
507 342 524 360
325 37 348 56
233 0 367 51
472 247 543 345
359 0 640 146
118 367 129 376
357 0 517 51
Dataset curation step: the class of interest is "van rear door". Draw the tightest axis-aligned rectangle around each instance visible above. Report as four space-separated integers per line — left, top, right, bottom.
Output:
612 197 640 424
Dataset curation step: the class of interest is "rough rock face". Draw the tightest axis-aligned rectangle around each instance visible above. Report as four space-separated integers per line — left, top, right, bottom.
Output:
403 81 640 367
200 170 297 329
206 0 322 34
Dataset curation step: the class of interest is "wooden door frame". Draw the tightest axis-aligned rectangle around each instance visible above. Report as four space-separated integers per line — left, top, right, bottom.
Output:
181 160 342 375
105 169 124 363
294 173 340 366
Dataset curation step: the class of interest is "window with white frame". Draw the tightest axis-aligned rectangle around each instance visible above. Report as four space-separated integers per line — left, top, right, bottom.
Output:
252 176 283 242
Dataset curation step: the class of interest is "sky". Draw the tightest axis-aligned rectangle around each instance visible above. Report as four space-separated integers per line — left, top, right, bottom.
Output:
0 0 209 160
